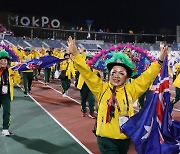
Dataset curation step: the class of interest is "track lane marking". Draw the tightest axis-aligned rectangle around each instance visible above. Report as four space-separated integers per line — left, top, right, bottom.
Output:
17 84 93 154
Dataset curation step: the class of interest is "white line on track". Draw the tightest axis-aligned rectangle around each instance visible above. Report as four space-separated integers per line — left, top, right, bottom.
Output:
173 108 180 112
39 81 180 113
18 79 179 153
17 84 93 154
39 80 81 105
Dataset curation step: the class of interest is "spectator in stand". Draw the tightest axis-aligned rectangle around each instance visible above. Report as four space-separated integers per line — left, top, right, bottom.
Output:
98 29 104 33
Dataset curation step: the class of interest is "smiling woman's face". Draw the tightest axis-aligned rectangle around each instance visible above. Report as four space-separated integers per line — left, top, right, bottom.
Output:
0 58 8 68
109 65 128 86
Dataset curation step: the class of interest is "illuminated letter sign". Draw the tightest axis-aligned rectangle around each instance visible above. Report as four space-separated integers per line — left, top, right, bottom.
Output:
51 19 60 28
41 16 49 27
20 17 30 26
32 17 40 27
17 16 60 28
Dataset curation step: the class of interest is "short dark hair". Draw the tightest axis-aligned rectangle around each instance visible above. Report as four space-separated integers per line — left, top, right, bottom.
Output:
64 53 70 58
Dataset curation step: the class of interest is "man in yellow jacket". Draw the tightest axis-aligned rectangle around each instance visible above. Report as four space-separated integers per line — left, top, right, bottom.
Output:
31 46 41 80
59 53 75 96
0 50 21 136
76 53 100 118
21 47 34 96
67 36 167 154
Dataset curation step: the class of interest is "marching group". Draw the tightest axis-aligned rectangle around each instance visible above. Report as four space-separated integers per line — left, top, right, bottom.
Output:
0 38 180 153
0 43 100 135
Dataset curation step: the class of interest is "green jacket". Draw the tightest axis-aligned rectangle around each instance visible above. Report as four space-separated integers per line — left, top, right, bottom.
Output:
73 54 161 139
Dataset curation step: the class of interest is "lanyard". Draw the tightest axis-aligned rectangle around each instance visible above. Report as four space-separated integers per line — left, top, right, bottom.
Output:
111 87 121 113
65 61 69 71
124 87 129 111
110 87 116 118
108 87 129 120
111 87 129 113
1 69 8 85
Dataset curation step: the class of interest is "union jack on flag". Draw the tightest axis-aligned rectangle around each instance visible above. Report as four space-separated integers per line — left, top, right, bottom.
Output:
11 56 67 71
121 56 180 154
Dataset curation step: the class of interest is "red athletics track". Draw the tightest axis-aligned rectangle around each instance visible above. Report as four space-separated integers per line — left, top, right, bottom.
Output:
20 75 180 154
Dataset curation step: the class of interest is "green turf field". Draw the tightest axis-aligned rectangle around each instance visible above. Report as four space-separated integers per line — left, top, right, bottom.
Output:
0 86 89 154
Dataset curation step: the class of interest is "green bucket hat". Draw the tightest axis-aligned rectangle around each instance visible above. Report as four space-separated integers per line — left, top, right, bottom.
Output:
105 52 136 77
0 50 10 60
24 47 32 52
86 52 93 59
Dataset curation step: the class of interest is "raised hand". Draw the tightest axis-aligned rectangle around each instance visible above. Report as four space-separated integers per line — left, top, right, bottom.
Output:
159 45 168 61
79 48 85 53
67 36 79 56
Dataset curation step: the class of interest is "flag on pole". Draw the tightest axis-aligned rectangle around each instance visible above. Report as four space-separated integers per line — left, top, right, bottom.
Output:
121 56 180 154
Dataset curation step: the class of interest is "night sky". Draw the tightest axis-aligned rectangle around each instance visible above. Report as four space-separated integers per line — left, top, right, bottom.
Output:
1 0 180 34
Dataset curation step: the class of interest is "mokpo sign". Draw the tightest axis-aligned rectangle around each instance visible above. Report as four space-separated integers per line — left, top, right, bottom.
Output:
15 16 60 28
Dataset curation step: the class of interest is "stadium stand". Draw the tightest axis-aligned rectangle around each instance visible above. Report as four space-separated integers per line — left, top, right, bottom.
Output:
4 35 28 47
25 38 44 48
1 34 180 52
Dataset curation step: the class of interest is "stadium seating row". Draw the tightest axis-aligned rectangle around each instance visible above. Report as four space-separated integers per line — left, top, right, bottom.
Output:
1 35 180 51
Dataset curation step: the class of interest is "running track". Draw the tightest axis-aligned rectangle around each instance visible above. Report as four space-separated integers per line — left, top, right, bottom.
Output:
18 75 180 154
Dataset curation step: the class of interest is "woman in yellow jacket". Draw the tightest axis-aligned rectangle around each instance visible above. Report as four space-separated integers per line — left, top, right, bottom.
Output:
67 36 167 154
0 50 21 136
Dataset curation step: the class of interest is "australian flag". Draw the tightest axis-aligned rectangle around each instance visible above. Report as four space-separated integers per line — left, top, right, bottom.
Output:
11 56 67 71
121 56 180 154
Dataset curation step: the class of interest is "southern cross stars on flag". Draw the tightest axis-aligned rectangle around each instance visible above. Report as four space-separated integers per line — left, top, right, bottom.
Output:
121 56 180 154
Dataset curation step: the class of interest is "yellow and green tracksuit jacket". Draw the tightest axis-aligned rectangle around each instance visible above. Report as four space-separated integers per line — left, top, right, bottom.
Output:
60 59 76 79
73 54 162 140
173 73 180 88
77 69 100 90
175 63 180 75
173 63 180 88
11 46 24 62
21 54 34 73
10 47 24 67
0 68 21 101
31 50 41 59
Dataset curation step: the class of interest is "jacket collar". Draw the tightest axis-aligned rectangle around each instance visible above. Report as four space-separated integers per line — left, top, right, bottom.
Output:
108 81 125 92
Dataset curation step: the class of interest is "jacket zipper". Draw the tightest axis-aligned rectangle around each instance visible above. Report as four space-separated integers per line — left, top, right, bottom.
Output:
97 117 104 135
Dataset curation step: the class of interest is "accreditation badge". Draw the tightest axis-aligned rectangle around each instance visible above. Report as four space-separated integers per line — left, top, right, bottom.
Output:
2 85 8 94
119 116 129 127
